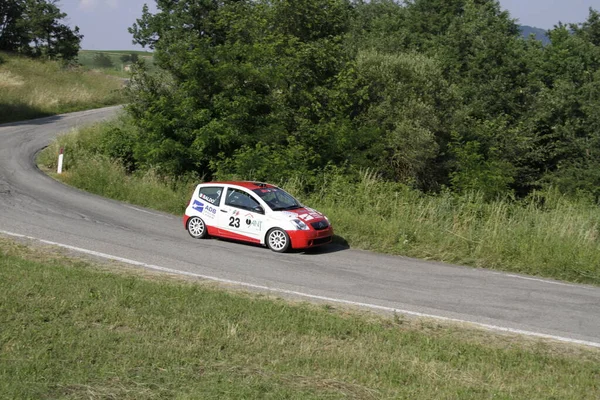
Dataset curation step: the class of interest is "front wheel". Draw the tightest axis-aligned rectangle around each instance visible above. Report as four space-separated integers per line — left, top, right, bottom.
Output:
266 228 290 253
187 216 208 239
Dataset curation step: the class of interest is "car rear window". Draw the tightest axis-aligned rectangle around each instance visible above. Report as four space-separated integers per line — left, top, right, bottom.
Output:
198 186 223 206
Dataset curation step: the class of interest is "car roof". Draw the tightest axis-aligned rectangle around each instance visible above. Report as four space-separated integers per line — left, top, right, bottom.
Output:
199 181 278 190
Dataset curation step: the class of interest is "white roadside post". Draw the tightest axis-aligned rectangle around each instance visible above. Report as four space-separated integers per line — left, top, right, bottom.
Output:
57 148 64 174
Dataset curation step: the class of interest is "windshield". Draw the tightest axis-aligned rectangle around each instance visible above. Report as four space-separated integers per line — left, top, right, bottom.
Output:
252 187 302 211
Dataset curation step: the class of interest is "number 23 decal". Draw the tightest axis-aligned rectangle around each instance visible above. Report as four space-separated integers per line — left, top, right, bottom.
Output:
229 217 240 228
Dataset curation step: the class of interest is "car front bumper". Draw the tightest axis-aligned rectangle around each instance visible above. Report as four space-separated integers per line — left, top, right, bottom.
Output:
287 226 334 249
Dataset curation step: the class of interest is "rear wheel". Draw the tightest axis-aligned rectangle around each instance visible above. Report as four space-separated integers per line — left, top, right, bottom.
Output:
266 228 290 253
187 216 208 239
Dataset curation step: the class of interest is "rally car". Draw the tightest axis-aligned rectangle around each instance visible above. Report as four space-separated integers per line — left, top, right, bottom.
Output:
183 181 333 252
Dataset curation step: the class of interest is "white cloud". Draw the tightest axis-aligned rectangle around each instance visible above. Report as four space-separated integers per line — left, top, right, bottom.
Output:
78 0 97 10
78 0 118 11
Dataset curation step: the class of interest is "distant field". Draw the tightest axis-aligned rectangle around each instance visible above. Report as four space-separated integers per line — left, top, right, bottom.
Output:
78 50 155 77
0 52 125 124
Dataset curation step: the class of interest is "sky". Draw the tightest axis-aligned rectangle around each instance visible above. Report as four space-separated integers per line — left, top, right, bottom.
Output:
58 0 600 51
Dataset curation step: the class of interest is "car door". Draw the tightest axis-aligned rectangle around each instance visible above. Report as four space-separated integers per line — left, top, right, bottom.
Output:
217 187 266 242
190 185 223 230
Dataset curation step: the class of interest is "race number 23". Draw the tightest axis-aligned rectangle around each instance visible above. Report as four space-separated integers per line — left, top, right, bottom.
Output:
229 217 240 228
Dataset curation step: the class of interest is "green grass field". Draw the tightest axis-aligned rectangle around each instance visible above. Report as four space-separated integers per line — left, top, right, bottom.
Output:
0 52 125 124
1 237 598 399
38 119 600 286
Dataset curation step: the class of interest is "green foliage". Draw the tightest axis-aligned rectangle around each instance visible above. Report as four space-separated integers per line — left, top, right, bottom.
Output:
92 52 114 68
110 0 600 199
351 50 455 187
212 141 319 184
449 138 515 199
119 53 138 64
0 0 82 60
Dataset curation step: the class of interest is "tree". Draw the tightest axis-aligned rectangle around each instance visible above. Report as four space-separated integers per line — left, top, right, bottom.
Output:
93 52 114 68
0 0 25 52
121 0 600 199
348 50 456 187
0 0 82 60
120 53 139 63
524 9 600 197
127 0 355 179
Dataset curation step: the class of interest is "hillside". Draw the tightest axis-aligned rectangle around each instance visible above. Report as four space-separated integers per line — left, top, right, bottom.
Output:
520 25 550 44
0 52 124 124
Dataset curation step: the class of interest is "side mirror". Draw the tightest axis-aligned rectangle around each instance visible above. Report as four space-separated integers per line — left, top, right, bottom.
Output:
253 206 264 215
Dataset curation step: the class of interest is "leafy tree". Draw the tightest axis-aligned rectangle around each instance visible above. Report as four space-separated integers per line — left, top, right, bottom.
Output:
128 0 355 179
120 0 600 200
0 0 81 60
93 52 114 68
525 9 600 196
348 50 456 187
0 0 25 52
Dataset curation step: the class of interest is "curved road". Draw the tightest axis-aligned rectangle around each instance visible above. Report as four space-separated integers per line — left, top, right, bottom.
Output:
1 107 599 348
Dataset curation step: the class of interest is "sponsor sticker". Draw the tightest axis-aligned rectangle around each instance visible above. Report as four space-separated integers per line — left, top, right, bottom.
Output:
199 192 217 204
192 199 217 218
251 220 263 230
297 213 314 221
204 204 217 218
192 200 204 213
244 213 262 231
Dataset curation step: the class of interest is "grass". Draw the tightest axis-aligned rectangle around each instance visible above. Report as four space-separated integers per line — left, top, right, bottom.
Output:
0 52 125 124
1 236 599 399
38 121 600 286
296 172 600 285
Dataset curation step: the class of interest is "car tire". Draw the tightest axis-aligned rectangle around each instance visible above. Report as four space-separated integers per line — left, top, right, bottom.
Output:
187 216 208 239
266 228 290 253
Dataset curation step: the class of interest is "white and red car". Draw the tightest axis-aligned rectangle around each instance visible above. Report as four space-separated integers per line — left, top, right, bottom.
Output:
183 181 333 252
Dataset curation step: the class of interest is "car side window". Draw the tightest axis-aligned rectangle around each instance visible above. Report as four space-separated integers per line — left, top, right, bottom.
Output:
198 186 223 206
225 188 261 211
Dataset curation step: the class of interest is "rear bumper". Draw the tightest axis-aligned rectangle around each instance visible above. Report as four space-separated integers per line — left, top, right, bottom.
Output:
287 226 334 249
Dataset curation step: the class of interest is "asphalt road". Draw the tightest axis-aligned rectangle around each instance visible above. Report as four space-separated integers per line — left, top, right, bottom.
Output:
1 107 599 348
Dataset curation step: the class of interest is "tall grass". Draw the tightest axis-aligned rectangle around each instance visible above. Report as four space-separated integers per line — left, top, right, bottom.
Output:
296 171 600 284
1 237 599 399
39 123 600 285
0 52 124 124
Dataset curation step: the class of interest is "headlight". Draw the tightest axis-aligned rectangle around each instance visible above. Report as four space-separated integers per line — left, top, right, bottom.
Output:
291 219 309 230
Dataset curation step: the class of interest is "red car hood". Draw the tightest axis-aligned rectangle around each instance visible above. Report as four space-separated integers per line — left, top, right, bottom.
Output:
276 207 326 222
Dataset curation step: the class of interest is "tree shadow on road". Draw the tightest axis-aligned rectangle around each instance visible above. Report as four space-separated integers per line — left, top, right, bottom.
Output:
0 103 57 126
